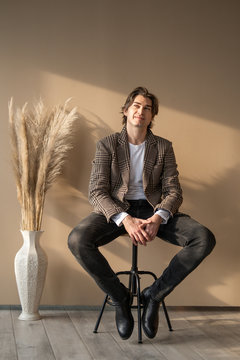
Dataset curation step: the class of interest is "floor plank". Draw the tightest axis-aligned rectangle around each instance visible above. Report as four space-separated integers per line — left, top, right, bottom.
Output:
68 310 130 360
41 309 93 360
0 310 18 360
12 310 55 360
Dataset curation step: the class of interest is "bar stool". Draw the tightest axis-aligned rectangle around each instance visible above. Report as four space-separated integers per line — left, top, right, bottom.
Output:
93 243 173 343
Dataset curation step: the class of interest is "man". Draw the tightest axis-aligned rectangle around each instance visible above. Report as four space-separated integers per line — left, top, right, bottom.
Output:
68 86 215 340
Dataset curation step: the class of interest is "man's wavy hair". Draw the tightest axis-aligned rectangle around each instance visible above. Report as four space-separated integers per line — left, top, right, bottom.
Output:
121 86 159 129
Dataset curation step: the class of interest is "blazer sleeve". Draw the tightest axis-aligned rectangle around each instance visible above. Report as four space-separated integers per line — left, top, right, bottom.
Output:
157 142 183 216
88 138 126 222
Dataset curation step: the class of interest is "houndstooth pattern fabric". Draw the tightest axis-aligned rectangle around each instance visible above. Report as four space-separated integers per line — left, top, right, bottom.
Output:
88 126 183 222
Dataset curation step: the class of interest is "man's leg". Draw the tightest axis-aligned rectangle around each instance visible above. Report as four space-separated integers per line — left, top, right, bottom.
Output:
68 212 127 301
151 213 216 301
68 212 134 339
142 213 216 338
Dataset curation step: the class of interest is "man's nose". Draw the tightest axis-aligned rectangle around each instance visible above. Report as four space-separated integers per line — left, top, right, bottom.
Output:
138 106 144 114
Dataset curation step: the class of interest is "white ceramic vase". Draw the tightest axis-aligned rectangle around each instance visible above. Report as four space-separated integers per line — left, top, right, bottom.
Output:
14 230 48 320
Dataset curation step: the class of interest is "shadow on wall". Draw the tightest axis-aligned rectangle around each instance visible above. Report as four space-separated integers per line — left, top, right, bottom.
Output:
45 111 112 227
179 167 240 303
41 246 103 305
64 111 113 193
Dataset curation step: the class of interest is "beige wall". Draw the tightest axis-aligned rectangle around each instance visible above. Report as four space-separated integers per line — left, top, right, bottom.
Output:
0 0 239 306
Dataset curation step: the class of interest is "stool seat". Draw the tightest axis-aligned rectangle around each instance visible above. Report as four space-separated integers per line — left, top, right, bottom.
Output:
93 243 173 343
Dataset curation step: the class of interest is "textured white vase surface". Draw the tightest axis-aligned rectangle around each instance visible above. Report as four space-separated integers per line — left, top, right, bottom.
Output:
14 230 48 321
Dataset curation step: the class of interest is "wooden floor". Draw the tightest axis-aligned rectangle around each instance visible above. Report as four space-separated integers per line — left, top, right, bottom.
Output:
1 307 240 360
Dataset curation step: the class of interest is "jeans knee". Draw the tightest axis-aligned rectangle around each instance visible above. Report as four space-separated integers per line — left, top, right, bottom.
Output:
68 225 94 260
206 229 216 253
188 224 216 257
68 229 82 257
198 227 216 257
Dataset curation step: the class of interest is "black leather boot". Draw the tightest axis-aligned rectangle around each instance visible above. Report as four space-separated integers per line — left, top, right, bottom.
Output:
141 287 160 339
114 290 134 340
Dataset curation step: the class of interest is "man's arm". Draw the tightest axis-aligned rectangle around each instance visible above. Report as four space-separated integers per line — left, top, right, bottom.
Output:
88 139 126 222
142 141 182 242
154 141 183 216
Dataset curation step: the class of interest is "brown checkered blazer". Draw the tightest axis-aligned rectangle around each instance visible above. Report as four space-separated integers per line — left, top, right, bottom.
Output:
89 126 183 222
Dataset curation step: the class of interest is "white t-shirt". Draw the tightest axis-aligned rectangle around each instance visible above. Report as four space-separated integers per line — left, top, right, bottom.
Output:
125 142 146 200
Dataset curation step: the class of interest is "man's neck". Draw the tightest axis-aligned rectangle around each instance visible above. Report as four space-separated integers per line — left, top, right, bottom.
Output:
126 125 147 145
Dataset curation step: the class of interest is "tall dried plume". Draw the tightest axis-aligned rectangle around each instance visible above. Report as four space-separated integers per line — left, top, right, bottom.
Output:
9 98 78 230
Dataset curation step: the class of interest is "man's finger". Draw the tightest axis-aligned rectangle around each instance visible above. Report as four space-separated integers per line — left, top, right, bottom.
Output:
132 237 138 246
139 219 152 227
135 232 147 246
139 228 151 242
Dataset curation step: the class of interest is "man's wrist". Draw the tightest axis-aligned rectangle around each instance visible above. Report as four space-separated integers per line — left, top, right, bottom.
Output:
152 213 163 225
122 214 132 225
111 212 129 227
155 209 170 224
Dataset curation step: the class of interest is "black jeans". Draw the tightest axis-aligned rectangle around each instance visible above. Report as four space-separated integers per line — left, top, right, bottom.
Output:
68 201 216 302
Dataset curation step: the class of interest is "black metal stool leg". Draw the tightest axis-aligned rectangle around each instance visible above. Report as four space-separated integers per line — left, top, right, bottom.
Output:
162 299 173 331
93 294 108 333
134 273 143 343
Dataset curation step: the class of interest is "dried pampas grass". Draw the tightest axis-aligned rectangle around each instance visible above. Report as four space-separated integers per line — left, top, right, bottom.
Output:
9 98 78 230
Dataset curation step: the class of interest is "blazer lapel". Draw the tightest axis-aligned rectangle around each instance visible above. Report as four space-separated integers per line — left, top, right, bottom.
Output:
117 127 130 190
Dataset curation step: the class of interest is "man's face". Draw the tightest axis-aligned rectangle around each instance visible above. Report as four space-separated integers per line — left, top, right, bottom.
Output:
124 95 153 130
